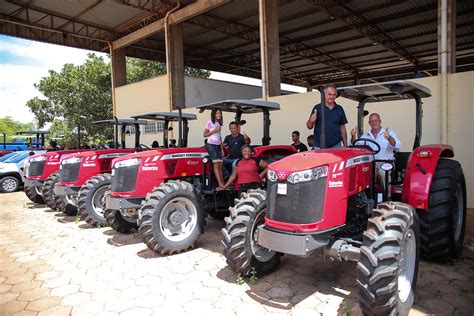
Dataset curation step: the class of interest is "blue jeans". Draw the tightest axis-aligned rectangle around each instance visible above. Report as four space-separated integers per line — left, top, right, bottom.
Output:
315 142 341 149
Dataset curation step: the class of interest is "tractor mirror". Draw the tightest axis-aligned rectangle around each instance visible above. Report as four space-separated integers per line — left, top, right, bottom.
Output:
363 110 369 117
239 120 247 126
168 127 173 131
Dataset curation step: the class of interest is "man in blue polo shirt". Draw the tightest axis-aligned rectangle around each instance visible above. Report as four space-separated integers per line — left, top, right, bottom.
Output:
306 85 348 148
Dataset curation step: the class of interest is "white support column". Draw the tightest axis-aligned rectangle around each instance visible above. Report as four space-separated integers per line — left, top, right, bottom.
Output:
166 23 185 111
259 0 280 99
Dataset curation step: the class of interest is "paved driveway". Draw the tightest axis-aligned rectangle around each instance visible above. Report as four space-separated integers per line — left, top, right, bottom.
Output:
0 192 473 315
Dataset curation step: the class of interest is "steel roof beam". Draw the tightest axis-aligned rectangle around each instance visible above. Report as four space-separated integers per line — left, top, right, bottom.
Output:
305 0 420 66
112 0 230 49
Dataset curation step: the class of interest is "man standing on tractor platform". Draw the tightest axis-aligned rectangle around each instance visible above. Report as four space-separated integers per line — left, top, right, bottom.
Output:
306 85 348 148
350 113 401 187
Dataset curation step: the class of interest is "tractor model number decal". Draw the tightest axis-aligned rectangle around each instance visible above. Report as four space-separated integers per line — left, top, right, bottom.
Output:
328 180 343 188
332 172 343 179
187 161 199 165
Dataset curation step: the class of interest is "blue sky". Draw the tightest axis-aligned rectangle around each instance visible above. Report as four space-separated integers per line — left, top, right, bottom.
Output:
0 35 100 124
0 35 304 125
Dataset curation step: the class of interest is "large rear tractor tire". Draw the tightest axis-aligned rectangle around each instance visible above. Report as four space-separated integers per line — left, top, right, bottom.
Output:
222 189 282 277
418 159 466 261
138 180 205 255
357 202 419 316
42 172 60 210
77 174 111 227
25 185 44 204
104 208 138 234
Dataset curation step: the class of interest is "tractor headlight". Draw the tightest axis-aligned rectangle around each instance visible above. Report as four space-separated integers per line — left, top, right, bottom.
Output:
267 169 278 182
114 158 141 168
30 155 47 162
287 165 328 184
62 157 82 165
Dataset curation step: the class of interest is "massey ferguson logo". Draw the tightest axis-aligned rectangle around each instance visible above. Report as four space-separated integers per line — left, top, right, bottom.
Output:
278 171 286 179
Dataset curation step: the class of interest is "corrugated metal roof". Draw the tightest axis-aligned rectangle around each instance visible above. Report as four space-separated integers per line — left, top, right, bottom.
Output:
1 0 473 87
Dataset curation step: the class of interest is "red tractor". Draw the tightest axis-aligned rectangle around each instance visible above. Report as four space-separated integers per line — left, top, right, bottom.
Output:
104 111 197 233
53 119 147 221
24 149 87 207
107 100 296 255
222 81 466 315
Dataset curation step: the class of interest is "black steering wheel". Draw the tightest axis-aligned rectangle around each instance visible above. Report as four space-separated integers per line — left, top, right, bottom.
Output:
352 138 381 155
139 144 151 150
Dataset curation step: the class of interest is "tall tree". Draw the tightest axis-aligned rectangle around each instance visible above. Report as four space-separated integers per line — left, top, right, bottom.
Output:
0 117 35 142
26 53 210 147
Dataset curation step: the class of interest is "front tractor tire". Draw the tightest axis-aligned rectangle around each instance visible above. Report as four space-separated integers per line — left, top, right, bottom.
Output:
42 172 60 210
77 174 112 227
357 202 419 316
104 208 138 234
138 180 205 255
54 194 78 216
222 189 282 277
25 185 44 204
418 159 466 261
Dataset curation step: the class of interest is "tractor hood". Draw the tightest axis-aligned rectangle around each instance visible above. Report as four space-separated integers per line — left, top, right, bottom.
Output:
111 147 209 166
268 148 373 180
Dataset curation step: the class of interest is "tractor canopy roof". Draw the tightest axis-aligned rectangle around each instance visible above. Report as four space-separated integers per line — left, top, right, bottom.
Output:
16 130 49 135
130 112 197 121
338 80 431 103
92 119 148 126
196 99 280 114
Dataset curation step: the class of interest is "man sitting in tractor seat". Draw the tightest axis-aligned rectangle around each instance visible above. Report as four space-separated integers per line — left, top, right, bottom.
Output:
218 145 268 195
350 113 401 188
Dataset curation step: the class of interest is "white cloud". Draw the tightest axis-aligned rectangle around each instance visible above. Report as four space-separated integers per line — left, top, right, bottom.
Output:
0 37 106 124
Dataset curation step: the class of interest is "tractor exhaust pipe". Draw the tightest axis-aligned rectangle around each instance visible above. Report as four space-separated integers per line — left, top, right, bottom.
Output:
323 240 360 262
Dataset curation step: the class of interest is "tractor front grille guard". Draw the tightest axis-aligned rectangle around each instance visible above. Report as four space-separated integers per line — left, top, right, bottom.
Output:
267 178 327 224
59 162 81 183
111 165 139 192
28 160 46 177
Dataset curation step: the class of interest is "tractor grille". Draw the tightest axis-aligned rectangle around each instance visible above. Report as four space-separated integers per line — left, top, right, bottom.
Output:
267 178 327 224
111 165 139 192
59 162 81 183
28 161 46 177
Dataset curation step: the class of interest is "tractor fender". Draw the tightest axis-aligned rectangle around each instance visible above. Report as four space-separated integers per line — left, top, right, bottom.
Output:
401 144 454 210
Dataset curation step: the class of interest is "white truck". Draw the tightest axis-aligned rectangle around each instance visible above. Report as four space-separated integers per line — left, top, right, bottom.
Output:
0 150 45 193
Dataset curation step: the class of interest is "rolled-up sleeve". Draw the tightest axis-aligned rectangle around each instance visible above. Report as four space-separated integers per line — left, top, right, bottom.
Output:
390 130 401 150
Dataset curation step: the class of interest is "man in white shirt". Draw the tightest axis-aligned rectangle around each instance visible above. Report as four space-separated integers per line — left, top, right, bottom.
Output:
350 113 401 188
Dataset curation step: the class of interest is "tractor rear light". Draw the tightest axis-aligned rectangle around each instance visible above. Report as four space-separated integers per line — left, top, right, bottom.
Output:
418 151 431 158
287 165 328 184
114 158 141 168
62 157 82 165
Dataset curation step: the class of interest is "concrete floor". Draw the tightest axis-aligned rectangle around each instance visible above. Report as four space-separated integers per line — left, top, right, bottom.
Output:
0 191 473 316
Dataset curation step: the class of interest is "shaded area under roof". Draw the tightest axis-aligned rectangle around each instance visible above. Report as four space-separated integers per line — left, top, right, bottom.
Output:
1 0 473 88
